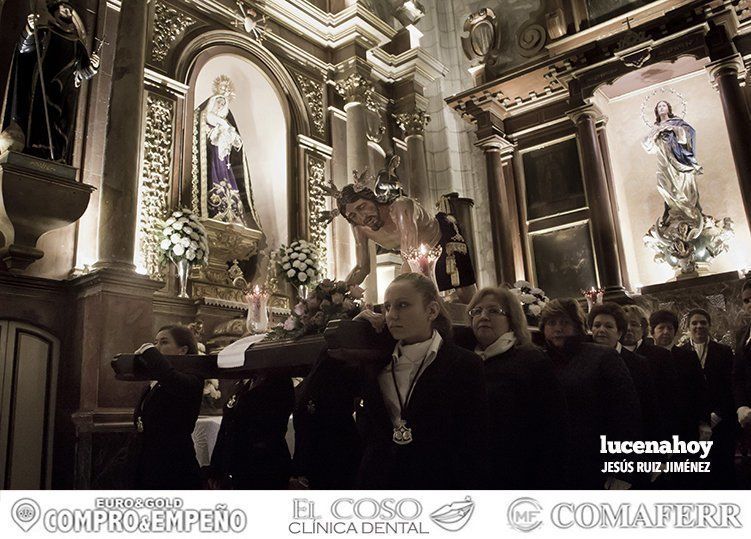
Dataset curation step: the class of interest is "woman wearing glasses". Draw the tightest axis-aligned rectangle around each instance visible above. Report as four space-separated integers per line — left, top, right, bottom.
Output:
353 272 488 489
466 287 569 488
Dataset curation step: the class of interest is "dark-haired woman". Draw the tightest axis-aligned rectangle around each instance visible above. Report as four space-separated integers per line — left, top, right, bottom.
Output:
130 325 203 489
354 272 488 489
466 287 569 488
589 302 663 443
589 302 665 488
540 299 641 489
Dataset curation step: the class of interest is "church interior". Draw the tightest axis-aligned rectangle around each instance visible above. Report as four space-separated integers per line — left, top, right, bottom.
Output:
2 0 751 490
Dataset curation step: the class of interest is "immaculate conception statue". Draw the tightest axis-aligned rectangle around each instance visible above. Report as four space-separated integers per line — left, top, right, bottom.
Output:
642 99 733 276
642 100 704 225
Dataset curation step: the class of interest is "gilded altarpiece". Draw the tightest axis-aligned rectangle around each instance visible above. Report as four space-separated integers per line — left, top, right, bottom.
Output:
137 92 175 280
306 153 328 262
292 71 326 140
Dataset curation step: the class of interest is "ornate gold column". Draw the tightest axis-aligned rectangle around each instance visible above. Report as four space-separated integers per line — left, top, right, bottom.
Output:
706 53 751 229
297 135 334 267
568 104 625 298
395 109 431 208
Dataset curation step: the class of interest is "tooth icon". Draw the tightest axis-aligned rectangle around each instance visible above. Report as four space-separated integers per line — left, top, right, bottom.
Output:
12 498 41 532
430 496 475 532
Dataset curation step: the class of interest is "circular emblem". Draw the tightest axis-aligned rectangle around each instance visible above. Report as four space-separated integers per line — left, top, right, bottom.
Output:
507 497 543 533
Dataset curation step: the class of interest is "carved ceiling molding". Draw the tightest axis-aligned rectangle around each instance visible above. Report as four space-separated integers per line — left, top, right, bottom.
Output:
173 0 394 51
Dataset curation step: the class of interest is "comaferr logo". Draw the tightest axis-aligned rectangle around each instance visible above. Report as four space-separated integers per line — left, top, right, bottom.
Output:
550 503 742 529
506 499 742 531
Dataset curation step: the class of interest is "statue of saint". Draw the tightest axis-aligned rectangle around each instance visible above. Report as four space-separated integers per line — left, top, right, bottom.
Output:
0 1 99 162
194 75 261 229
323 162 477 303
642 100 703 226
641 98 733 275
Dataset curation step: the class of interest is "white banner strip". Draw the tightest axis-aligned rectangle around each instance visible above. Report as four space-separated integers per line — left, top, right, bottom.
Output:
1 490 749 539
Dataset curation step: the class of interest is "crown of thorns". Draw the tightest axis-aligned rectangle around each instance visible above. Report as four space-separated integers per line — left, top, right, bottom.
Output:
317 168 371 224
318 154 403 225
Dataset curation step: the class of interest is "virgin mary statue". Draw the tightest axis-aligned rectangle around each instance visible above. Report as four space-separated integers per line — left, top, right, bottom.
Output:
642 99 733 275
642 100 703 225
194 75 261 230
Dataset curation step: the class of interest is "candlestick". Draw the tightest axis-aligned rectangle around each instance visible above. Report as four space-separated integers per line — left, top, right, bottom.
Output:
245 284 269 333
402 243 442 288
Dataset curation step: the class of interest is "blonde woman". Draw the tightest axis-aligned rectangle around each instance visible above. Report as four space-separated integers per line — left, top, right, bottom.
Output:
354 272 488 489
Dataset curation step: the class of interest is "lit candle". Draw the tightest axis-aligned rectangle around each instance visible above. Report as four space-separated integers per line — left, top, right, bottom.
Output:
417 244 429 276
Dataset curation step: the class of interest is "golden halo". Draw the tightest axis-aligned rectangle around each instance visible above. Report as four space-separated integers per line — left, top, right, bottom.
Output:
641 87 687 127
212 75 236 101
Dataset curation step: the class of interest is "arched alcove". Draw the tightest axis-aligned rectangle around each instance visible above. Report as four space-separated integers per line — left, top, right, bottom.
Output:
191 53 290 250
592 57 751 287
176 32 312 245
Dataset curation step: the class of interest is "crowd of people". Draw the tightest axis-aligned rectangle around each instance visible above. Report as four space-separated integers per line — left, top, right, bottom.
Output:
123 277 751 490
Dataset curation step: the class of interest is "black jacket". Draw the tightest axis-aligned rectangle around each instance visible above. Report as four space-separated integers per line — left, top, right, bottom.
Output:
546 339 642 489
678 340 735 423
210 374 294 489
672 344 710 438
636 341 707 440
619 347 663 441
356 341 489 489
292 352 362 489
131 347 203 490
482 343 570 488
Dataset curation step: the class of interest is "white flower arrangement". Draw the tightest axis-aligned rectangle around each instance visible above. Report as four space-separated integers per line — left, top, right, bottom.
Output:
275 239 322 288
510 280 549 322
158 209 209 267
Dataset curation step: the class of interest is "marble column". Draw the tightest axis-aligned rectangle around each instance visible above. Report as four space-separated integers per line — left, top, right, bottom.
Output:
395 109 431 208
94 0 148 271
336 74 372 177
476 135 517 286
596 117 631 292
706 54 751 229
335 73 378 302
568 104 625 298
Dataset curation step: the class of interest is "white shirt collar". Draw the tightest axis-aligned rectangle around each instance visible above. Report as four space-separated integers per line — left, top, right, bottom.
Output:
392 330 443 364
475 332 516 361
615 342 623 354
